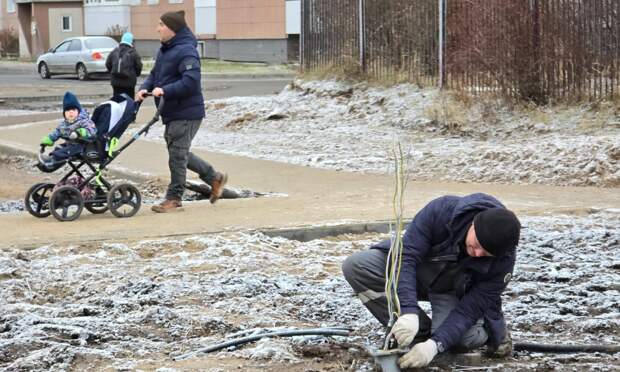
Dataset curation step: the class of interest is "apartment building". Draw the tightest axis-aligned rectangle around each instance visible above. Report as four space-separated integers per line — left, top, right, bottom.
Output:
5 0 83 58
208 0 300 63
5 0 299 62
1 0 20 56
87 0 300 63
1 0 19 31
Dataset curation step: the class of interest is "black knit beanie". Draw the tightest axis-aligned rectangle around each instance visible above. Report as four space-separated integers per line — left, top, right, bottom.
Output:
473 208 521 256
161 10 187 33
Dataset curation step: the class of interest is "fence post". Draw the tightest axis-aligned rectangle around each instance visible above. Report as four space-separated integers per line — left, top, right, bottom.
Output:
438 0 446 89
359 0 366 72
300 0 305 70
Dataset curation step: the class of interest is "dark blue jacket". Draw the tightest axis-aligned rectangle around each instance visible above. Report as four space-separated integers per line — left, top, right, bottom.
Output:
140 27 204 124
373 193 516 349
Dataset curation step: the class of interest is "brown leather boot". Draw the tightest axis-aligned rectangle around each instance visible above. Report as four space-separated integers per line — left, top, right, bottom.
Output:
209 172 228 204
151 198 183 213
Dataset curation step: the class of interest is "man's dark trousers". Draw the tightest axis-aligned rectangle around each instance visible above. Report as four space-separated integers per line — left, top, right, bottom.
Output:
164 119 216 200
342 249 489 350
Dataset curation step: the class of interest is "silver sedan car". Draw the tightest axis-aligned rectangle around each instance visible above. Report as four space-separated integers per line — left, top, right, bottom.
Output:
36 36 118 80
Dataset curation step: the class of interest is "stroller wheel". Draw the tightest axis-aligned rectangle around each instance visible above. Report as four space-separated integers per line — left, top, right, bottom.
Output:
108 183 141 218
50 185 84 222
85 185 109 214
25 182 55 218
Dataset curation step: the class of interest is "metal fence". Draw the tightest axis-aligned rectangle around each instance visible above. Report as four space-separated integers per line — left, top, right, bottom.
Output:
363 0 439 86
301 0 620 101
301 0 360 72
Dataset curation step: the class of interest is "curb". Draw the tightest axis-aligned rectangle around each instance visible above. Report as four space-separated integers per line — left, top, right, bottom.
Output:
5 220 401 251
0 141 150 184
0 64 36 74
0 93 111 104
260 221 409 242
202 73 295 79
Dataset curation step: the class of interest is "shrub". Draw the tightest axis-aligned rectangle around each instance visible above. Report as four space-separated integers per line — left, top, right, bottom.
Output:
0 27 19 57
105 25 128 42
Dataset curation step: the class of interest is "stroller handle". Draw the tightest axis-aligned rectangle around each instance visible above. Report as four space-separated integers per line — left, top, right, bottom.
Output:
154 95 165 112
38 144 57 166
38 145 46 163
134 92 165 114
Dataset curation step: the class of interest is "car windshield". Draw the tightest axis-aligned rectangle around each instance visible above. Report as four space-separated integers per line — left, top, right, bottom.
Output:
83 38 117 49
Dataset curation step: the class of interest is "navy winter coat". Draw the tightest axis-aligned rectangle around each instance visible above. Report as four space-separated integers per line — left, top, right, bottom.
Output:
373 193 516 349
140 27 204 124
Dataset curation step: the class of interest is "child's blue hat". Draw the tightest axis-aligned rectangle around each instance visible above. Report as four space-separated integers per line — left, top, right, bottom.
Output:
63 91 82 113
120 32 134 46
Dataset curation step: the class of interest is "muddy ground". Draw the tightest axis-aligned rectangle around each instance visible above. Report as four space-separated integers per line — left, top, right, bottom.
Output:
0 210 618 371
0 156 45 202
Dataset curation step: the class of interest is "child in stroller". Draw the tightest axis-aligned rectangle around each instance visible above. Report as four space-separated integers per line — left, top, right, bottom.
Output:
40 91 97 167
27 92 156 221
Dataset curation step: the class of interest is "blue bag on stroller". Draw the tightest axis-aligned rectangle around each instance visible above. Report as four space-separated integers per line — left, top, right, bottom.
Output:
91 93 137 161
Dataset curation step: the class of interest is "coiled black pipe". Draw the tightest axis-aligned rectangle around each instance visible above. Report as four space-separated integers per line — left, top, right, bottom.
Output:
173 327 619 362
173 326 353 361
514 342 620 354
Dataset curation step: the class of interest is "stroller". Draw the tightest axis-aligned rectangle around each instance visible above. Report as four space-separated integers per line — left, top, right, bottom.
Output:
25 94 162 222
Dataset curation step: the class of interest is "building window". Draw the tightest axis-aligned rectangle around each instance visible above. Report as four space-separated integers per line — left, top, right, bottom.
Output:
168 0 183 3
7 0 16 13
62 16 72 32
147 0 159 5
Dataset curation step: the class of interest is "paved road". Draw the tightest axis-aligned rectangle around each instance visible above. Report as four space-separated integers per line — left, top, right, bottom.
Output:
0 68 292 127
0 71 292 99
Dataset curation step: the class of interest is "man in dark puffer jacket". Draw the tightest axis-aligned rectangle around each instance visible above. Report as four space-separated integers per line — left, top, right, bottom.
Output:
342 193 521 368
136 11 227 212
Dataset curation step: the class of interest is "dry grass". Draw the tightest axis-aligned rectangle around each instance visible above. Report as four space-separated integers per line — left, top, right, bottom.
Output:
205 102 228 111
515 98 620 132
224 113 258 130
301 57 435 88
578 101 618 131
300 56 364 82
423 92 471 134
523 103 553 125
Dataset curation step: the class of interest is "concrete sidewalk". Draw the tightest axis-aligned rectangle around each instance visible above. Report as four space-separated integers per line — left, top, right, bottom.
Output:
1 111 618 249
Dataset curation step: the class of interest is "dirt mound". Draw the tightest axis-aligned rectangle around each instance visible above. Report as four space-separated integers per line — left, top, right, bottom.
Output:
140 80 620 188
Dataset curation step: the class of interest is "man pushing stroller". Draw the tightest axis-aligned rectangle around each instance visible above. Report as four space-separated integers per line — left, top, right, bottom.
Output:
136 10 228 212
40 91 96 165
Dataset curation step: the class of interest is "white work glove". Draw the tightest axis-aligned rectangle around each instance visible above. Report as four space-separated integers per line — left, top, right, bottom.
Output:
390 313 419 347
399 339 438 369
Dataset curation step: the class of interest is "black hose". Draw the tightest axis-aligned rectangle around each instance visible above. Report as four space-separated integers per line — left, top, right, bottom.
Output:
514 342 620 354
173 327 353 361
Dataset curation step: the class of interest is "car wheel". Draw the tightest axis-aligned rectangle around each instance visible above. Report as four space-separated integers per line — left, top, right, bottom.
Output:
39 62 51 79
77 63 89 81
